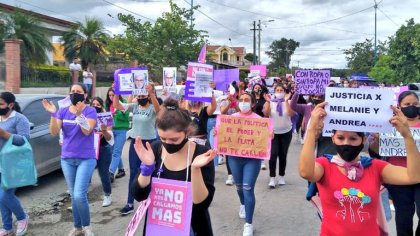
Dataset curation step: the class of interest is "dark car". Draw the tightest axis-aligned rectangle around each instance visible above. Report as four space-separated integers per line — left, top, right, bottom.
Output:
15 94 66 177
349 74 378 87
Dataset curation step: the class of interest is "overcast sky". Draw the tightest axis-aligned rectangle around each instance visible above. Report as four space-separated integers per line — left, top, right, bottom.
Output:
3 0 419 69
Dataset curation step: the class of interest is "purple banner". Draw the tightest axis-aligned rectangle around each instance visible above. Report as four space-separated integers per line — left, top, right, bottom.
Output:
213 69 239 92
184 80 212 102
295 69 330 95
114 67 148 95
250 65 267 77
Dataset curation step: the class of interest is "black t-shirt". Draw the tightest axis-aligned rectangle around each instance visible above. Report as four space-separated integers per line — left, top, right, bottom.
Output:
255 98 266 117
131 141 215 236
190 106 210 136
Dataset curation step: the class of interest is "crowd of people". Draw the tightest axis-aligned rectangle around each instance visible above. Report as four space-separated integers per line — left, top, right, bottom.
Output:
0 71 419 236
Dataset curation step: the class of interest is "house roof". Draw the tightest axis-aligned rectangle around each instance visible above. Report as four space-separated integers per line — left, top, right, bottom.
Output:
207 45 246 55
0 3 77 28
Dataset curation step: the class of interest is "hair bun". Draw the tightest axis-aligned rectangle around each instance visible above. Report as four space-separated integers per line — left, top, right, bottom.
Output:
162 98 179 110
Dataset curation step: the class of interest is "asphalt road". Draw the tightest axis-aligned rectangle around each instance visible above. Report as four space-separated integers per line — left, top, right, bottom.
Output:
4 134 405 235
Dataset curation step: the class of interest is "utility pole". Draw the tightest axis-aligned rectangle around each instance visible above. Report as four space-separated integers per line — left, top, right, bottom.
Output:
190 0 193 27
250 21 257 65
258 20 261 65
374 0 378 65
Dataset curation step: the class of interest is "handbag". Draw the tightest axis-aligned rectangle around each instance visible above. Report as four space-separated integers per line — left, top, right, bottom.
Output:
0 135 37 189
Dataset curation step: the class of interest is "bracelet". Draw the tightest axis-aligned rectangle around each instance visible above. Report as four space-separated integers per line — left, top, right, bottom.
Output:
50 112 57 118
140 162 156 176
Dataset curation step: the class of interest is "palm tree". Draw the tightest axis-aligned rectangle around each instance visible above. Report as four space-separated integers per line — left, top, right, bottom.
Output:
62 17 109 69
0 11 53 64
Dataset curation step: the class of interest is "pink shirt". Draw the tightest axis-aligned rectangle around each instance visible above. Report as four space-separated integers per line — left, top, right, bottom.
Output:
231 111 261 118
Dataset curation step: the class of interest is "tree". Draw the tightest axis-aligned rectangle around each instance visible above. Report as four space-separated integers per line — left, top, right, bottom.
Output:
266 38 300 70
115 0 207 77
62 17 109 69
343 39 387 74
244 53 256 62
0 11 53 64
368 55 396 84
387 18 420 83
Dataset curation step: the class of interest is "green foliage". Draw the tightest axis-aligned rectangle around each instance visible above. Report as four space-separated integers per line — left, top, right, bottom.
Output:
62 17 109 68
331 69 352 78
112 0 207 77
0 10 53 64
244 53 256 62
368 55 396 84
266 38 300 70
388 18 420 83
21 64 70 87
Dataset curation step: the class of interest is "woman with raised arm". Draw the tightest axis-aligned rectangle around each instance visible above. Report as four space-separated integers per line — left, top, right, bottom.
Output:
299 102 420 236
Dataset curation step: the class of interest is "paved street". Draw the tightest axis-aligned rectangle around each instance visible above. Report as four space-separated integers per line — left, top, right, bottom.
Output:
7 134 403 235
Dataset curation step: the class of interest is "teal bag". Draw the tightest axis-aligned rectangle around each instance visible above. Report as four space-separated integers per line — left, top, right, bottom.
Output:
0 135 37 189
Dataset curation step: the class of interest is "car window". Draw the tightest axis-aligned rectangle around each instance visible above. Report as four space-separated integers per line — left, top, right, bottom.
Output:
22 98 62 127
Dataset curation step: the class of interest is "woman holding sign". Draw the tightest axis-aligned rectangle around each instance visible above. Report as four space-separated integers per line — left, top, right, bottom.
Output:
299 101 420 236
263 84 294 188
369 91 420 235
42 83 97 236
113 85 160 215
131 98 216 236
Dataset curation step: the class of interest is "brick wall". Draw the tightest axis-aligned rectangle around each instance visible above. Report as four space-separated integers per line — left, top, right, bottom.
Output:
4 39 22 93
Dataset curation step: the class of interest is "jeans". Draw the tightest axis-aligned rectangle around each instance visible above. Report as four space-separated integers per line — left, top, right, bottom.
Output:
386 183 420 236
0 175 26 230
228 156 261 224
97 144 112 195
381 189 392 222
127 138 155 205
61 158 97 228
206 117 218 166
109 129 127 174
84 84 92 96
269 130 293 177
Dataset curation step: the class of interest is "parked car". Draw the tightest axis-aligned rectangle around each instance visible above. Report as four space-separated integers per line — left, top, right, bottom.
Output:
15 94 66 177
349 74 378 87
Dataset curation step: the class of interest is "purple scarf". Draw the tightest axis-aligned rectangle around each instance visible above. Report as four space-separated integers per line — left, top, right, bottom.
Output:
271 98 284 116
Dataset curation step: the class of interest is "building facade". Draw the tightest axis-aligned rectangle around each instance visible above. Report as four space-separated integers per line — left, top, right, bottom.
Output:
207 45 252 70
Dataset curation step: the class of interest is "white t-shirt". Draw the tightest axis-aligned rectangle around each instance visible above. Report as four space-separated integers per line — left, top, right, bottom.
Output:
69 63 81 71
270 101 292 134
82 71 93 84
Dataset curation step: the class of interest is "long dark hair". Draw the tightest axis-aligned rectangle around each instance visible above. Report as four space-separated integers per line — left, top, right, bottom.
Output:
104 87 123 112
398 91 419 106
91 97 105 112
0 92 21 113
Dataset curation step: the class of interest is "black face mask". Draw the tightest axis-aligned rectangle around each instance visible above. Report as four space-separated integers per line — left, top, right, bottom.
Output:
70 93 85 105
138 98 149 106
335 143 364 162
94 106 102 113
312 99 322 106
0 107 10 116
162 138 189 154
401 105 419 119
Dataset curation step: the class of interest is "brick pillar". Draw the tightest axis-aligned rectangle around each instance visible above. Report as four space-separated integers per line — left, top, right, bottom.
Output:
4 39 22 94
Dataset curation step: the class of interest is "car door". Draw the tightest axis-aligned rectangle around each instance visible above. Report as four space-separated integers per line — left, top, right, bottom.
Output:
22 97 63 177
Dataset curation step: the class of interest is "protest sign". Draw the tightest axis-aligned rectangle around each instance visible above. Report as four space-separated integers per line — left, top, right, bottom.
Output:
324 87 393 133
163 67 177 94
295 69 330 95
94 133 100 160
359 85 408 105
215 115 272 159
58 96 71 108
114 67 148 95
125 198 151 236
250 65 267 77
146 178 192 236
213 69 239 91
184 62 213 102
379 128 420 156
96 112 114 128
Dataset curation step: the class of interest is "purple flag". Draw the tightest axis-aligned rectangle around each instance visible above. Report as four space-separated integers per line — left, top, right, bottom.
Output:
214 69 239 91
197 44 206 63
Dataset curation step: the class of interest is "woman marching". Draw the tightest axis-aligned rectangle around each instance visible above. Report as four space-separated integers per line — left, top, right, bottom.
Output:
42 83 97 236
131 98 217 236
113 85 160 215
0 92 30 236
263 84 295 188
299 101 420 236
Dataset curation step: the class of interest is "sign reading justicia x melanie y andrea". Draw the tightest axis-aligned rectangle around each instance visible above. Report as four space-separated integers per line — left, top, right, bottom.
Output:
324 87 394 133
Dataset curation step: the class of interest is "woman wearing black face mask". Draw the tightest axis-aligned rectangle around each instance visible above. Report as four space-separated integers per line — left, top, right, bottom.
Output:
131 98 217 236
90 97 114 208
369 91 420 236
251 83 268 118
299 101 420 236
112 85 160 215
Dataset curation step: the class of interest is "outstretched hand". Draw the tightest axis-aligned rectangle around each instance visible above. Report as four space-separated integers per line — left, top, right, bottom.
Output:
133 136 155 165
308 101 328 134
191 149 217 169
390 106 411 138
42 99 57 114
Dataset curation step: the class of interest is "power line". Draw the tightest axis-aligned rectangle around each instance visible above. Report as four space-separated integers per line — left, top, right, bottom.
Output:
378 8 399 27
102 0 155 22
12 0 82 22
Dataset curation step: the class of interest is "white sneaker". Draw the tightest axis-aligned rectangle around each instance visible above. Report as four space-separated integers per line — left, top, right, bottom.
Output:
82 226 94 236
218 156 225 165
239 205 246 219
278 176 286 185
243 223 253 236
261 162 266 170
225 175 234 185
268 177 276 188
300 137 305 145
102 195 112 207
390 204 395 212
